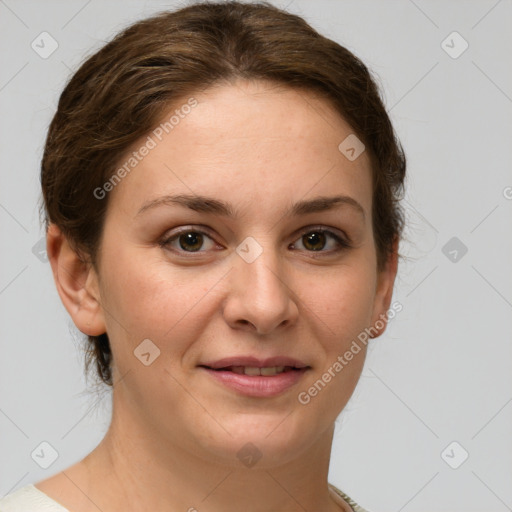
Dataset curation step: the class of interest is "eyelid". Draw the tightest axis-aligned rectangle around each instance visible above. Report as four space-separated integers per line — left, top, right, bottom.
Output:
159 224 351 255
292 225 351 253
295 224 350 243
159 225 219 252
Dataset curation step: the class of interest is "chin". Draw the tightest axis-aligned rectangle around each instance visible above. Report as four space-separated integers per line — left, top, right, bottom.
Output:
192 417 317 469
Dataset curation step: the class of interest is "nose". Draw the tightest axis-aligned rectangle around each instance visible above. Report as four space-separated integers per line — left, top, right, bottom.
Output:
222 238 299 336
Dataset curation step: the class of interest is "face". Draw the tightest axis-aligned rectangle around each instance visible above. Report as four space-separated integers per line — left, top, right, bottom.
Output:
84 79 396 467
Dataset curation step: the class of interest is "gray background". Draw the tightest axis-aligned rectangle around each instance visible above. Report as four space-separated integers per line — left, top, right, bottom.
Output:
1 1 511 510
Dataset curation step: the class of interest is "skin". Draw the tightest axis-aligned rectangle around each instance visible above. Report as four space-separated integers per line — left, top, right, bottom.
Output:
39 79 398 512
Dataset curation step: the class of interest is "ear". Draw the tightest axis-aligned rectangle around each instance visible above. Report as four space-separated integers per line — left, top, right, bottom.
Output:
369 236 399 339
46 223 106 336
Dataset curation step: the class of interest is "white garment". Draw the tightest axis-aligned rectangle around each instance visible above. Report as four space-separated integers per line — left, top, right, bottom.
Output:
0 484 69 511
0 482 369 512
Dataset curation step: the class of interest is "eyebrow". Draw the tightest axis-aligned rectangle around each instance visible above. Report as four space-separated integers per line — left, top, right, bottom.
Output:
136 193 365 221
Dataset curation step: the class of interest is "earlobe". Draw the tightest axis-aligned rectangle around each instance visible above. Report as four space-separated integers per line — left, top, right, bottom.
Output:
46 223 106 336
369 236 399 339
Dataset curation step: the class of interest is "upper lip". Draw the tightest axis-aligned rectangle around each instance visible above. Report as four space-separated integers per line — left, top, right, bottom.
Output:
199 356 310 369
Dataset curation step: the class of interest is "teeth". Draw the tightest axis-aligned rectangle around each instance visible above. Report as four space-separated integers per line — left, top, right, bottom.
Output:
243 366 260 376
230 366 287 376
260 366 281 376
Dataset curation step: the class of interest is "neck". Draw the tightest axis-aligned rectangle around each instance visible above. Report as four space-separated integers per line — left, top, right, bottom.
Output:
79 396 345 512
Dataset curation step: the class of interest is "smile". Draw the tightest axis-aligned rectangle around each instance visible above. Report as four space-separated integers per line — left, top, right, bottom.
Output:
199 365 309 397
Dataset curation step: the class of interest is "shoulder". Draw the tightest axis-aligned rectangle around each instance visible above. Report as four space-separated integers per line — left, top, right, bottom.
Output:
0 484 70 512
329 482 372 512
2 481 368 512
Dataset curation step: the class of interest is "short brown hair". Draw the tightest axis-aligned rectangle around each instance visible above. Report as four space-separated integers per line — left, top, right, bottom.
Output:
40 0 406 387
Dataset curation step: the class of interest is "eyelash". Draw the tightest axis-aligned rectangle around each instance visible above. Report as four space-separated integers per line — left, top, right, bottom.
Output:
158 226 352 257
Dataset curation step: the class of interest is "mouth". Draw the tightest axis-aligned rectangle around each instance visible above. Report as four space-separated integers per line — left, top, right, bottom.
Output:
199 365 305 376
199 356 309 371
197 357 311 397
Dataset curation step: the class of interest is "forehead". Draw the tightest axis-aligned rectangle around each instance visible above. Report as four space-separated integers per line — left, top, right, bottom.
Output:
108 79 373 219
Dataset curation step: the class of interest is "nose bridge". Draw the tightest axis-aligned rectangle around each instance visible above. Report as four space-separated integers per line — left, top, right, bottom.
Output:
235 234 285 289
225 234 297 334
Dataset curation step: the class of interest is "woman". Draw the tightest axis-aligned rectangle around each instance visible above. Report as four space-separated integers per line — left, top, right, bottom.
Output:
0 1 405 511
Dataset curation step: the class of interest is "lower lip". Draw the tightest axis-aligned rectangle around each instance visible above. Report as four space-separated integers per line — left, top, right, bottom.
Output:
200 367 309 397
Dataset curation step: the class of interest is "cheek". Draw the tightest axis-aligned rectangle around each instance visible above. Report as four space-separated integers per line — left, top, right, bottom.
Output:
305 264 377 346
294 270 374 422
99 227 377 374
98 247 226 355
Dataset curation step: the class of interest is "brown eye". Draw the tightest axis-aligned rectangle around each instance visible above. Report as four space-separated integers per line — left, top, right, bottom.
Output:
291 228 350 254
178 232 204 251
161 229 216 253
302 231 327 251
